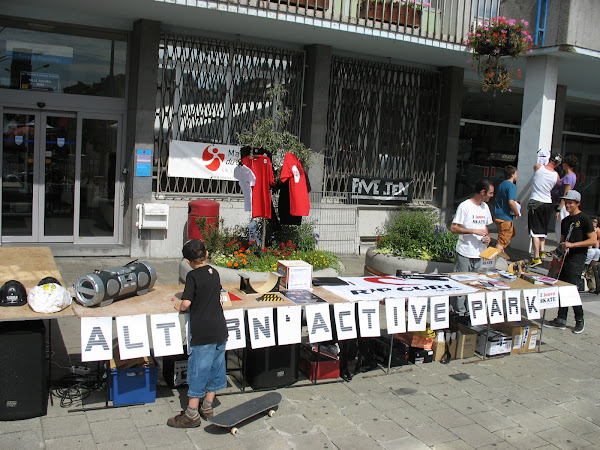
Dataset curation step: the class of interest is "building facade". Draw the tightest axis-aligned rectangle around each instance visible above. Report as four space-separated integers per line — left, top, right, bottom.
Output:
1 0 599 257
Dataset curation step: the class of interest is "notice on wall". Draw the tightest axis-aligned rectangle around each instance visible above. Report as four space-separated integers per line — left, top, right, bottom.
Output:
349 175 414 204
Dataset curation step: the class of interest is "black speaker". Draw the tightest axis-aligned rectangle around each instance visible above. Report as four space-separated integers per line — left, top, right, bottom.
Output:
0 320 48 420
244 345 299 390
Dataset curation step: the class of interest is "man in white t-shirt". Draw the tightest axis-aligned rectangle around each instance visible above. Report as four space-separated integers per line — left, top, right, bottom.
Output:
450 179 494 313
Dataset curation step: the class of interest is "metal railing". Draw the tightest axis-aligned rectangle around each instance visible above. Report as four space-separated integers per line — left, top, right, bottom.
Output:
160 0 501 46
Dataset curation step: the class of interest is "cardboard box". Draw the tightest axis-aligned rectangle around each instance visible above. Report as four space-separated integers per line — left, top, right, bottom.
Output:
432 340 446 362
277 260 313 290
492 320 540 354
450 324 478 359
472 327 512 357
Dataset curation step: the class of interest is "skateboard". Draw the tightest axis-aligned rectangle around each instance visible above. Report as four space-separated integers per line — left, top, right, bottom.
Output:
208 392 282 435
547 223 575 279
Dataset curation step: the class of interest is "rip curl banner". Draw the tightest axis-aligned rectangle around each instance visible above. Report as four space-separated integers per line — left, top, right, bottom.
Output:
168 140 241 180
322 276 479 300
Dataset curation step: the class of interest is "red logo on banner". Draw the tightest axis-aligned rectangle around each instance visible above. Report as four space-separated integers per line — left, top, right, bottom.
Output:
202 145 225 171
363 276 416 286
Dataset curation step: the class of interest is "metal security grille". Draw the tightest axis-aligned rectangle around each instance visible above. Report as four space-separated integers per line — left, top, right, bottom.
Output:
155 33 304 195
323 56 441 201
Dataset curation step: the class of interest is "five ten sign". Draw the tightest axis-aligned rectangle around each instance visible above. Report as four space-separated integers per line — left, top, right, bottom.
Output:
350 176 414 204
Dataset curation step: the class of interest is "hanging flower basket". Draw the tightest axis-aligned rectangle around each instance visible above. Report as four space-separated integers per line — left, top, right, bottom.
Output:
465 17 532 94
465 17 533 58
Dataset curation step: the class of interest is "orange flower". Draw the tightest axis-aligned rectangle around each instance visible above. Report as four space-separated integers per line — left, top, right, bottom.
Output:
242 260 247 265
227 261 232 267
234 262 239 267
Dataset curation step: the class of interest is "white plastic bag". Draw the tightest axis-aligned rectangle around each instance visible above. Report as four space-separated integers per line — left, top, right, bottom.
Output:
28 283 72 313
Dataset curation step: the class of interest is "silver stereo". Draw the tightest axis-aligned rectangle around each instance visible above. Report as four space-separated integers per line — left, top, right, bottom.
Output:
73 262 157 307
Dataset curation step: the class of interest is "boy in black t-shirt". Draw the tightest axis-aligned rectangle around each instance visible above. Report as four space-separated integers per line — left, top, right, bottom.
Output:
544 191 596 334
168 240 228 428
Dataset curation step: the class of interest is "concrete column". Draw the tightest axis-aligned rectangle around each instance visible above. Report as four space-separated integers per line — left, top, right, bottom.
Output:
512 56 559 253
552 85 567 157
126 19 161 256
301 44 332 192
434 66 464 224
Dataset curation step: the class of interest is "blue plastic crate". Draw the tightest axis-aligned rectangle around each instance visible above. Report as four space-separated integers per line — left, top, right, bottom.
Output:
109 357 158 406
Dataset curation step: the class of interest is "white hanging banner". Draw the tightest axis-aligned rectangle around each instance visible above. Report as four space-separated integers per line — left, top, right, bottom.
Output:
486 292 505 324
80 316 113 362
429 296 449 330
407 297 428 331
224 309 246 350
504 291 522 322
184 313 191 355
305 303 333 343
150 313 184 357
277 306 302 345
558 285 582 307
247 307 276 349
385 297 406 334
168 140 240 180
116 315 151 360
358 301 381 337
522 289 541 320
333 302 357 341
468 292 487 326
538 287 559 310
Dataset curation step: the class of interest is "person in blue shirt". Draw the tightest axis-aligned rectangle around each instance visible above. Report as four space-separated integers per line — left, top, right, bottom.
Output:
494 166 520 253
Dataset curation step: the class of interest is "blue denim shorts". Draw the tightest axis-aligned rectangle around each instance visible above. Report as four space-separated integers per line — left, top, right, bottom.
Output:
187 340 227 399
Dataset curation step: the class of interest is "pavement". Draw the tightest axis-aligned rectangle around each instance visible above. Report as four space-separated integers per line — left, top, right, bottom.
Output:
2 253 600 449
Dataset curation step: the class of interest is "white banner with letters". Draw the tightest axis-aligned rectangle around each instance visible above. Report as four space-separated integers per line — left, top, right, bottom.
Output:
429 296 449 330
358 301 381 337
522 289 541 320
277 306 302 345
168 140 240 180
468 292 487 326
407 297 428 331
224 308 246 350
116 315 151 360
305 303 333 343
385 297 406 334
558 285 582 307
538 287 560 310
80 316 113 362
486 292 505 324
150 313 184 357
247 307 276 349
333 302 357 340
504 291 522 322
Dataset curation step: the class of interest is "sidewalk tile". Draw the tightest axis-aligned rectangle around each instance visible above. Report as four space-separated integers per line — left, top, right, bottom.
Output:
331 433 383 449
384 406 435 428
469 410 519 432
267 414 316 435
429 408 475 428
235 429 291 449
0 430 44 448
45 435 97 449
405 423 457 446
550 414 600 435
451 423 503 447
287 431 335 449
493 428 550 449
537 425 595 449
381 435 431 449
360 419 410 442
41 415 91 439
316 415 364 438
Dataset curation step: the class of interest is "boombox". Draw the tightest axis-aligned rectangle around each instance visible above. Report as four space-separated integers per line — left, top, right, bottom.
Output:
73 262 157 307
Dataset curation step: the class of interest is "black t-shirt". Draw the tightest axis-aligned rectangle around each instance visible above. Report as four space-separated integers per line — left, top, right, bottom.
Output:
561 212 594 263
182 265 228 346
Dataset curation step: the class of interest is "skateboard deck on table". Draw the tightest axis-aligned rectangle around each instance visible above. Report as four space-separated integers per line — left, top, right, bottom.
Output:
208 392 282 434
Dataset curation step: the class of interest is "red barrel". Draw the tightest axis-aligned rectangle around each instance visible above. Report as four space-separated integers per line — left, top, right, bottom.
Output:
187 199 219 241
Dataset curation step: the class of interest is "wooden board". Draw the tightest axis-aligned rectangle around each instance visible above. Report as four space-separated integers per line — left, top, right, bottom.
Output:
0 246 73 321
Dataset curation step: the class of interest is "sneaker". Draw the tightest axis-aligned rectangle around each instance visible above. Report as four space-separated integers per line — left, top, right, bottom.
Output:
167 410 202 428
543 319 566 330
530 258 542 267
200 404 214 419
540 252 548 259
573 319 585 334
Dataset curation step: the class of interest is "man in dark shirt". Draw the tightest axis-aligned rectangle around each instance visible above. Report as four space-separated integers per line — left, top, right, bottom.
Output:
544 190 596 334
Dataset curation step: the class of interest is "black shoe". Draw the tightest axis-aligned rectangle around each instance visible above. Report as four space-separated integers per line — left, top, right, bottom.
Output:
573 319 585 334
543 319 566 330
340 368 353 382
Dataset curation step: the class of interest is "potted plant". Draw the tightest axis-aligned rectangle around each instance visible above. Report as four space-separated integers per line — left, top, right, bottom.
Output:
365 208 458 275
465 17 533 94
360 0 430 27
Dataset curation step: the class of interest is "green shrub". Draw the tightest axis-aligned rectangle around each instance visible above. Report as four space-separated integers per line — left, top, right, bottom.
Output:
375 208 457 263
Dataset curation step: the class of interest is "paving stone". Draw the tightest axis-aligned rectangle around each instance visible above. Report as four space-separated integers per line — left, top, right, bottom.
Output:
405 423 457 446
295 398 340 421
429 408 475 429
550 414 600 436
346 378 393 396
359 419 410 443
267 413 316 435
381 435 430 449
0 416 41 433
459 383 504 401
475 374 516 390
508 411 556 433
96 438 150 449
0 430 44 448
287 431 335 449
580 430 600 447
425 383 467 401
442 395 491 415
315 415 364 438
330 433 382 449
478 442 518 449
235 429 291 449
523 399 568 418
137 424 194 447
369 391 411 412
451 423 503 447
429 439 475 449
560 399 600 423
384 406 435 428
45 434 98 449
42 414 91 439
469 410 519 432
343 401 388 424
536 425 595 449
487 398 531 416
493 428 550 449
187 425 243 449
85 405 132 423
89 417 143 443
508 375 553 391
132 404 179 427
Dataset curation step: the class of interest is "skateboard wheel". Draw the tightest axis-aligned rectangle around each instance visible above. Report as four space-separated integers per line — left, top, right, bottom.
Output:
231 427 238 435
268 410 275 418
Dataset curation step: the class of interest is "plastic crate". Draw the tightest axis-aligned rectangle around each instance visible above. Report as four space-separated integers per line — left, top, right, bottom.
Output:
109 357 158 406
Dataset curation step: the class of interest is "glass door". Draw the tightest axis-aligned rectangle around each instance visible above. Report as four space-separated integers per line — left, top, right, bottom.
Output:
1 109 121 244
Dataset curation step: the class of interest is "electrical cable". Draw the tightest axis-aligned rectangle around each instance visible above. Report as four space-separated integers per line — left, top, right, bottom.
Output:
50 371 106 408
